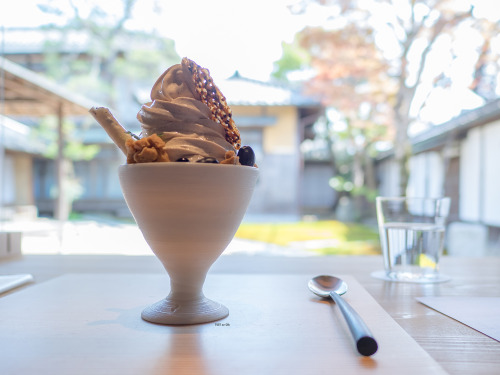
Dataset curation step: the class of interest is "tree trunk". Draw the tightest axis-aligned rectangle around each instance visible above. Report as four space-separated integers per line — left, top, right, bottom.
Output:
55 102 69 221
393 85 414 196
364 151 377 192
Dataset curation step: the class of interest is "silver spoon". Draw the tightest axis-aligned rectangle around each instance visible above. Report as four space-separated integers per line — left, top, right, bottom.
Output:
308 275 378 356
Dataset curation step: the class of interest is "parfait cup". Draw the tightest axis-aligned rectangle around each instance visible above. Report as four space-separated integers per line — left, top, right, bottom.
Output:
119 163 258 325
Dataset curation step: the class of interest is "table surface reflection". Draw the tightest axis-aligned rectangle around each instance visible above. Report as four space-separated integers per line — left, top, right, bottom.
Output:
1 254 499 375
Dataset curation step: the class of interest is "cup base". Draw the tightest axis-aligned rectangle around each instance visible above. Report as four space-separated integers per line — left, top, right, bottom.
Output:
141 296 229 325
371 270 451 284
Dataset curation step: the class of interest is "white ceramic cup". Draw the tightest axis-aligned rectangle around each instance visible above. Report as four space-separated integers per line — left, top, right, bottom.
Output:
119 163 258 324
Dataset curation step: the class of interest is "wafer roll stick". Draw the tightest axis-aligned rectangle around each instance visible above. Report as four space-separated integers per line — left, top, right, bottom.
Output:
89 107 132 156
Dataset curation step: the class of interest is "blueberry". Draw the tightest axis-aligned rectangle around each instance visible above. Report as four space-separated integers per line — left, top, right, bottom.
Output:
176 157 190 162
196 157 219 164
237 146 255 166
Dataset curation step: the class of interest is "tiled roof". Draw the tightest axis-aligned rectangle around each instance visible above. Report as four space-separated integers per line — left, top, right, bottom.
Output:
220 72 320 107
2 28 89 54
1 56 96 116
376 98 500 159
135 72 321 108
2 27 167 55
0 115 47 154
411 98 500 153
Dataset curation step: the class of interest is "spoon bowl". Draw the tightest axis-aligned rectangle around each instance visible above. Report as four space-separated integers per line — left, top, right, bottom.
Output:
308 275 378 357
308 275 348 297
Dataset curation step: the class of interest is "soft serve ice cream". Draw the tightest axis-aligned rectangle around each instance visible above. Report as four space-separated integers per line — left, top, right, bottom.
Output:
137 58 238 163
90 58 255 167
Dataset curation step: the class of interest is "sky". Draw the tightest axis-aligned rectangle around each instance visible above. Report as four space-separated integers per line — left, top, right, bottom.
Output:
0 0 328 81
1 0 500 127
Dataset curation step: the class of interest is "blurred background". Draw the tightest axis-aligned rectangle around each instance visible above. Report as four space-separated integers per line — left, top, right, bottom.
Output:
1 0 499 257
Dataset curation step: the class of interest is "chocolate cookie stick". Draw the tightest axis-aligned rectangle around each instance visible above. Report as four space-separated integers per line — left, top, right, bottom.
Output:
89 106 132 156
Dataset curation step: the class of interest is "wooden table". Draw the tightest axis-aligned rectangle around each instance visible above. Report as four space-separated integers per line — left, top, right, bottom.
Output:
1 254 499 374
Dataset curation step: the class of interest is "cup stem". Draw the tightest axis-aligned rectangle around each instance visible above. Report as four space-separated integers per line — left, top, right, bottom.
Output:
167 273 206 301
140 267 229 325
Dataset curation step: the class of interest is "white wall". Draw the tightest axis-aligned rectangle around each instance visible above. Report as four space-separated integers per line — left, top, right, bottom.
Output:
1 155 16 205
460 127 482 221
447 121 500 255
482 122 500 226
405 151 445 198
378 152 444 198
377 158 400 197
459 121 500 226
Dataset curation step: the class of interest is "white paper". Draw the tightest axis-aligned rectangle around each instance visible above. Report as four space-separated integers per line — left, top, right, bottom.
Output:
0 274 33 294
417 296 500 342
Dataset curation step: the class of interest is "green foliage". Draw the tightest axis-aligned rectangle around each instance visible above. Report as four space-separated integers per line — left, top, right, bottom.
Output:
31 116 100 161
38 1 180 106
329 174 377 201
272 38 311 81
113 41 179 81
273 15 392 206
42 34 179 106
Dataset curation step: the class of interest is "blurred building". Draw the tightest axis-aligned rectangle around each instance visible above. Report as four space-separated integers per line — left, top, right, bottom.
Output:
376 99 500 255
1 28 326 217
0 56 94 221
68 72 325 216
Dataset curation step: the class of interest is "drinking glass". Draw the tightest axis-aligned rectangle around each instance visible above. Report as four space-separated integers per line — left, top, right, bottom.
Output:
374 196 451 283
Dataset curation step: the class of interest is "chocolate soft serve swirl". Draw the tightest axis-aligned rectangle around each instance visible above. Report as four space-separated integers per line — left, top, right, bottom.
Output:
89 58 253 165
137 58 239 162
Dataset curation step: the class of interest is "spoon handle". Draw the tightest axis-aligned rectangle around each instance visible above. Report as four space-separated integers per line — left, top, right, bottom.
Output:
329 291 378 356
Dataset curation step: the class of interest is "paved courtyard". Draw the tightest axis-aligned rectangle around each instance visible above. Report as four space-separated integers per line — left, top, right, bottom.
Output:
2 217 315 257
